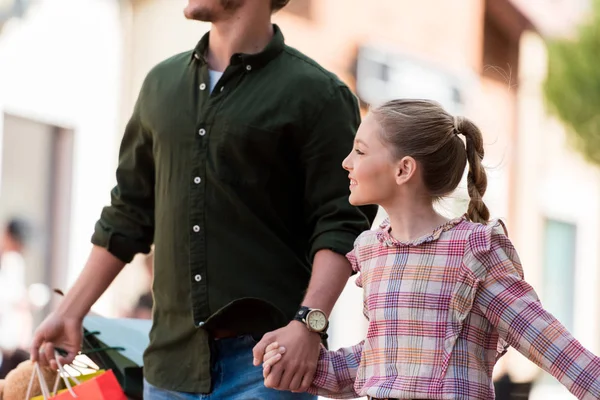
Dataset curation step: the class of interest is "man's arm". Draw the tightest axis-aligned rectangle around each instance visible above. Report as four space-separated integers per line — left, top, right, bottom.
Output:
31 78 155 368
302 249 352 315
55 247 126 320
253 85 376 393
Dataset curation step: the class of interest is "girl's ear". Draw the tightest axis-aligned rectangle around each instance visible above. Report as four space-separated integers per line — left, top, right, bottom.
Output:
395 156 417 185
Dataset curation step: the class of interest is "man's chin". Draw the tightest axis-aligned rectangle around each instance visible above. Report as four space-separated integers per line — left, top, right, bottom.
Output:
183 6 212 22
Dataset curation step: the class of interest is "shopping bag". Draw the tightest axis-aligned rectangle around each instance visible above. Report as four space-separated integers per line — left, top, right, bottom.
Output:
29 370 106 400
82 317 150 368
26 350 126 400
79 317 151 400
50 370 126 400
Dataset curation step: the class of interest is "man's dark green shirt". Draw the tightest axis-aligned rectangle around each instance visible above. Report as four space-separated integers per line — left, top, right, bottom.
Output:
91 25 376 393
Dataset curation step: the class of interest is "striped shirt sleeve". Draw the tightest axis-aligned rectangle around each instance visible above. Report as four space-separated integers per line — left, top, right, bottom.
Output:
308 342 364 399
470 223 600 400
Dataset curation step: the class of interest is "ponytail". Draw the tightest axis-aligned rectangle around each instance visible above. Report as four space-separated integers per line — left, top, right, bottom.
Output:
454 116 490 224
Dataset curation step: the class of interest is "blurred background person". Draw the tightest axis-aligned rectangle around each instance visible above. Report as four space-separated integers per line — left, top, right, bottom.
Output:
0 217 32 378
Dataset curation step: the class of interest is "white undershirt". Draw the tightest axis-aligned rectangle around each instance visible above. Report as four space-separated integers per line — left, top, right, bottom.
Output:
208 69 224 93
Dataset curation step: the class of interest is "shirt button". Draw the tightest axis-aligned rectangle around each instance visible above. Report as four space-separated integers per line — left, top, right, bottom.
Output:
220 86 224 92
198 128 206 136
197 321 205 327
199 83 206 91
194 177 202 184
193 225 200 233
194 274 202 282
246 65 252 71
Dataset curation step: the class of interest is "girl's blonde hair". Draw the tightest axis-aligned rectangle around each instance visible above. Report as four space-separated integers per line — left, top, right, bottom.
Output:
371 99 489 224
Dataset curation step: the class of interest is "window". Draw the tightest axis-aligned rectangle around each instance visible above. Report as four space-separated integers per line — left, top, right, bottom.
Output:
542 218 577 331
482 0 524 82
355 45 465 115
1 114 74 311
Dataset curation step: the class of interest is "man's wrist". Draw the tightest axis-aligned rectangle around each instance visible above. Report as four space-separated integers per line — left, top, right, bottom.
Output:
55 297 89 320
290 320 324 339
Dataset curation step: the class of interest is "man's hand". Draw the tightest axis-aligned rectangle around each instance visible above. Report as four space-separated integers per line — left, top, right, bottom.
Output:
29 246 126 369
253 320 321 392
30 313 83 370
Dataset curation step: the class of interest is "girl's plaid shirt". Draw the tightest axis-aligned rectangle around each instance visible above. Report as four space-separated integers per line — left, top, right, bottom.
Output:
310 216 600 400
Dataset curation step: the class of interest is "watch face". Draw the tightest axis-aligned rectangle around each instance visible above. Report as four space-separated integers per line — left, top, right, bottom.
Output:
307 310 327 332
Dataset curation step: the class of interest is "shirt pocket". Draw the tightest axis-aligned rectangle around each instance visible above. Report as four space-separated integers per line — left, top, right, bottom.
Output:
439 268 480 378
211 122 280 186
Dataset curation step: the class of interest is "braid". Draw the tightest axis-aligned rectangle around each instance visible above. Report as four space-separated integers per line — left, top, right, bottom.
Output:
455 116 490 224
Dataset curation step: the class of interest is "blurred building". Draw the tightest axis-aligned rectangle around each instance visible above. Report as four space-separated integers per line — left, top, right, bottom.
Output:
0 0 125 319
503 1 599 399
0 1 598 399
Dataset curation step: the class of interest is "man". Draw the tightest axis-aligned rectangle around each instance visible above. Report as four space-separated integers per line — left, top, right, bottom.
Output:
31 0 376 398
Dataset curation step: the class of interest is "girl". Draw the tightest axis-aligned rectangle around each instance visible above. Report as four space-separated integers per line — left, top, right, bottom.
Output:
261 99 600 399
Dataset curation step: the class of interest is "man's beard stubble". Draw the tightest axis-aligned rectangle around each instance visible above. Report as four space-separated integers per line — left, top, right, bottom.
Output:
185 0 244 22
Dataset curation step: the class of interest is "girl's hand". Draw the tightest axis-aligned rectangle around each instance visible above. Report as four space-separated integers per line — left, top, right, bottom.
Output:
262 341 286 378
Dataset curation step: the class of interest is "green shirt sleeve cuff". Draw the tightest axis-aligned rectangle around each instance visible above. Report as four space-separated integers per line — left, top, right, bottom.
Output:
309 230 359 263
91 221 151 264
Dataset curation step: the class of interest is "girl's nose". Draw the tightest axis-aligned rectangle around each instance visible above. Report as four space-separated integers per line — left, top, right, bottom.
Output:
342 153 352 171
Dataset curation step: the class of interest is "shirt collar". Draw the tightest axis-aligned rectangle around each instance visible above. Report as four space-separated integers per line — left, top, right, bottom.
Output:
189 24 285 70
377 214 467 247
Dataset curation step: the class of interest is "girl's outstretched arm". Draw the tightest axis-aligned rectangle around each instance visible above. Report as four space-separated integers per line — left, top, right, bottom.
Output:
470 223 600 400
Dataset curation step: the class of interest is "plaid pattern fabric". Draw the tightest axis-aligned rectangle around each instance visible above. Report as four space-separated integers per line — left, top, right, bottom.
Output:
310 216 600 399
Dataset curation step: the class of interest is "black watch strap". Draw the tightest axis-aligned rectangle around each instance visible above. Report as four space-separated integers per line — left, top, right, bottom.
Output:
294 306 311 322
293 306 329 340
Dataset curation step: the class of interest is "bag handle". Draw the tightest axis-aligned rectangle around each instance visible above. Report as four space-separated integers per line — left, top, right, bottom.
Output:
25 351 83 400
51 350 81 398
25 362 52 400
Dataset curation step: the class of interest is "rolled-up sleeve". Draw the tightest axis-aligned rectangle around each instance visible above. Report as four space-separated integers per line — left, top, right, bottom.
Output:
300 86 377 261
91 81 155 263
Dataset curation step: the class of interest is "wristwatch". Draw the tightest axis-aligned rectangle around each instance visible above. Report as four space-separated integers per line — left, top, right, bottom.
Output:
294 306 329 338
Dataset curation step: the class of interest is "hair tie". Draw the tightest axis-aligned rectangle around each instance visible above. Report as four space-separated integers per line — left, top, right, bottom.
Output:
453 116 460 135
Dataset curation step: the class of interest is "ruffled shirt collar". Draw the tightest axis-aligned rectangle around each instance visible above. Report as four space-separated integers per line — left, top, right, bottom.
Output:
376 214 468 247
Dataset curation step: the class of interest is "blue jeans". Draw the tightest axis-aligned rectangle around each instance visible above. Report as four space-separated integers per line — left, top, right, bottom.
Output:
143 335 317 400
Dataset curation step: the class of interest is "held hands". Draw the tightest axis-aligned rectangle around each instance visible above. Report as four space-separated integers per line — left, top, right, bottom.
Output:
252 320 321 392
261 342 286 378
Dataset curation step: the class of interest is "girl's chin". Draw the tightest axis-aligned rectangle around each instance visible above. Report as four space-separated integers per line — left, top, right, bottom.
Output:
348 193 368 207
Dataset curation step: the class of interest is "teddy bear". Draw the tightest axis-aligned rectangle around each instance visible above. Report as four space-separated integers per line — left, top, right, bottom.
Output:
0 359 61 400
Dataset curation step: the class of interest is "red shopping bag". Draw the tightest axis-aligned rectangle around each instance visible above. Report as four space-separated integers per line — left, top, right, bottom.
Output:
50 370 127 400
